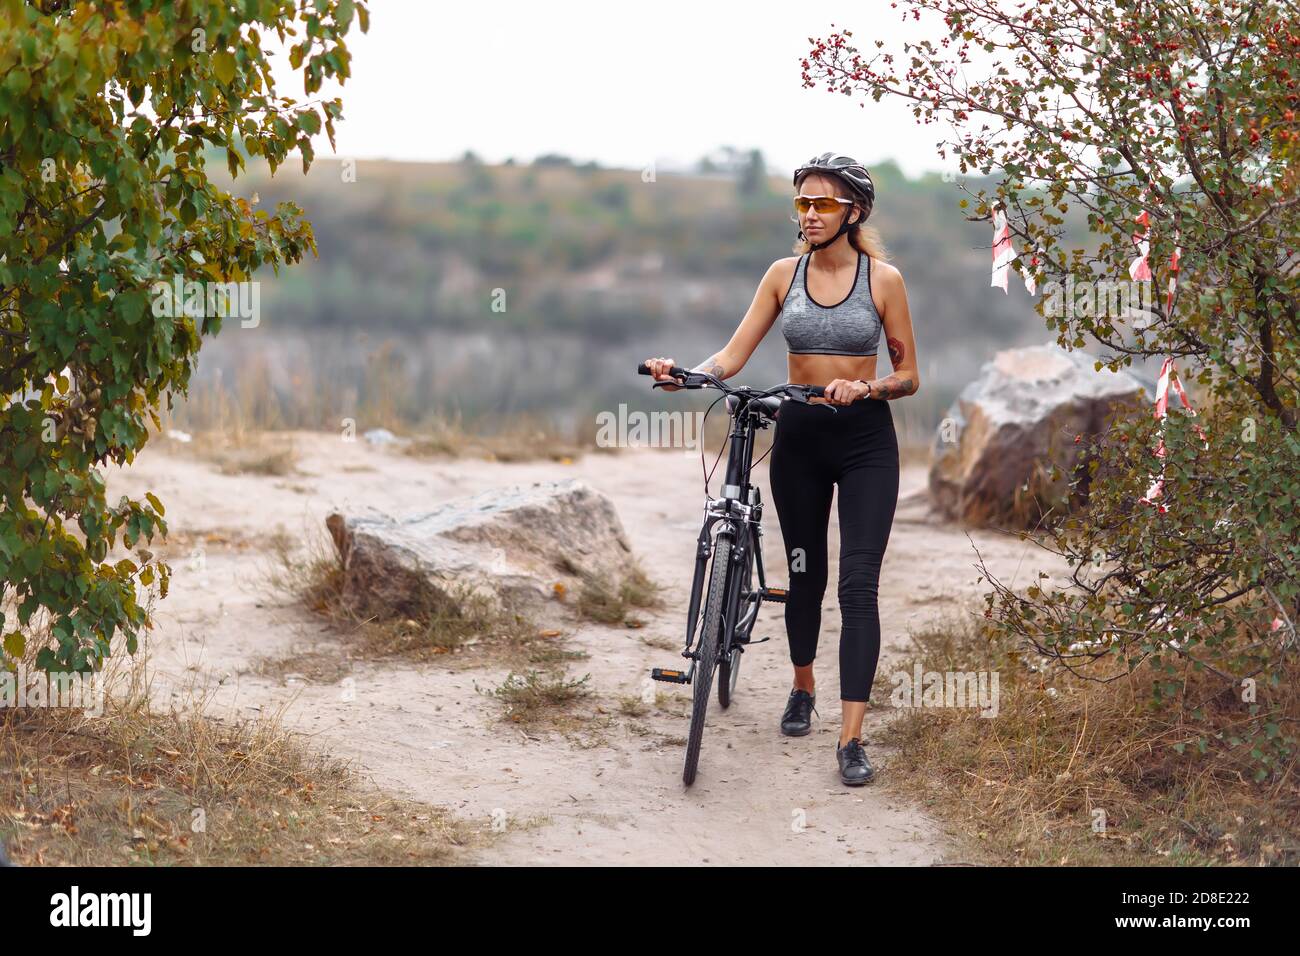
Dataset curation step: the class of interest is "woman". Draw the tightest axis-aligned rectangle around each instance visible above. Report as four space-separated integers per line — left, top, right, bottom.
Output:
643 152 919 787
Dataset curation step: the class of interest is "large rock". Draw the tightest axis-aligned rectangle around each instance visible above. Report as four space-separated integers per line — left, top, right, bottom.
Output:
326 478 634 619
928 342 1148 528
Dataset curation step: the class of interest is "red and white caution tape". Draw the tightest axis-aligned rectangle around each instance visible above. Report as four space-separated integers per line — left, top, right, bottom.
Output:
991 207 1041 294
1132 187 1198 513
1129 189 1181 312
1136 359 1285 636
1129 208 1154 281
1024 245 1043 296
991 207 1014 292
1137 356 1209 514
1090 188 1285 640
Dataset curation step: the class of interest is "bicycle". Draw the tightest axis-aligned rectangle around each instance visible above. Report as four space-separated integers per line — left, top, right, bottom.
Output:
637 361 830 785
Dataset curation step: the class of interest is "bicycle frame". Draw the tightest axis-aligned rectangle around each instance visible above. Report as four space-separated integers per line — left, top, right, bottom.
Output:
679 394 775 672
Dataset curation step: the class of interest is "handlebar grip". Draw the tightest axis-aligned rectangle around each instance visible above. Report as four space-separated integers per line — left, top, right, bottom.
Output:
806 385 825 398
637 362 690 379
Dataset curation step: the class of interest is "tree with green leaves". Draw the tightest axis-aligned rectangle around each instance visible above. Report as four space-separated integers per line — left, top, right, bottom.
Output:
0 0 368 671
803 0 1298 776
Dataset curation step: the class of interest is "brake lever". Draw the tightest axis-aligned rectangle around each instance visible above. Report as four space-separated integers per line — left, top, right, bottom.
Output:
651 370 717 390
650 376 702 390
784 384 838 411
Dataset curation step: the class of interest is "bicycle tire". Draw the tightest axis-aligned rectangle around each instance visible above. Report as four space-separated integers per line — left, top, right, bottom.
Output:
682 533 730 786
717 531 754 709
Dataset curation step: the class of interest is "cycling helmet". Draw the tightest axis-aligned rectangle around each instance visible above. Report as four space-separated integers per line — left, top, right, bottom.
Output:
792 152 876 251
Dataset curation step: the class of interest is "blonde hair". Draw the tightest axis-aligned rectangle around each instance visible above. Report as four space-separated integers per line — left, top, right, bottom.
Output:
792 171 890 262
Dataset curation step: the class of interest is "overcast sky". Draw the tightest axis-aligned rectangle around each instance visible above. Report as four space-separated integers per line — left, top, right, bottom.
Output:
300 0 960 179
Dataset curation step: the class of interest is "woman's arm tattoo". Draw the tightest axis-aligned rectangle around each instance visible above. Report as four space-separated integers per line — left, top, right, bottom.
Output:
867 373 916 400
691 353 727 378
868 336 914 399
886 335 905 368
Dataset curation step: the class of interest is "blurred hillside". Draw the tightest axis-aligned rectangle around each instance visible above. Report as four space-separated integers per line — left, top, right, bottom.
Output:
180 150 1082 445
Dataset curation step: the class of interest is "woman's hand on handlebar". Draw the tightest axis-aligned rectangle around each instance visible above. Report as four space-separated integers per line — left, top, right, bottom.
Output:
644 356 685 391
823 378 871 406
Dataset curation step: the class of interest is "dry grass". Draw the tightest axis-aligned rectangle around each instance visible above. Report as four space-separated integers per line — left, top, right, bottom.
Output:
616 695 650 718
403 407 590 463
478 669 594 730
876 605 1300 866
0 657 477 866
158 428 301 477
264 525 561 667
557 557 667 626
156 360 611 465
221 446 298 477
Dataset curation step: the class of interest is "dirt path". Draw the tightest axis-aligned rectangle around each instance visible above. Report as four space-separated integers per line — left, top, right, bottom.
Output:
104 430 1069 865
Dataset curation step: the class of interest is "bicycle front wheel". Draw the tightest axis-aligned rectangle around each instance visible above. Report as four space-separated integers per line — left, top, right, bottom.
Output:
683 532 731 786
718 529 754 709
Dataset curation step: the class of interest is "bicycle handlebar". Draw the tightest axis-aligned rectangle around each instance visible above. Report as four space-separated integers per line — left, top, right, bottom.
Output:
636 362 827 402
637 361 691 381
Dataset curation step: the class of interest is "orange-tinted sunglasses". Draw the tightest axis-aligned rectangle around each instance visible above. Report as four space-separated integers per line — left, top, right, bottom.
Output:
794 195 855 215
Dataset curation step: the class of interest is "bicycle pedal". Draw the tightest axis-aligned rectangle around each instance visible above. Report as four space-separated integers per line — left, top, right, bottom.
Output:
652 667 691 685
761 587 789 604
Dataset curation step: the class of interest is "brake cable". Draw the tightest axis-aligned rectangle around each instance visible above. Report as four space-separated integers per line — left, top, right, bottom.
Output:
697 391 731 496
696 382 833 497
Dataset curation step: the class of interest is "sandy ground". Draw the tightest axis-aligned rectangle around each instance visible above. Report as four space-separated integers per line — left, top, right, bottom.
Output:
101 429 1071 865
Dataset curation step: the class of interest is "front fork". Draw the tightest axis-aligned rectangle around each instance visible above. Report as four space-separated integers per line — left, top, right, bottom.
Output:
680 518 719 661
680 492 769 662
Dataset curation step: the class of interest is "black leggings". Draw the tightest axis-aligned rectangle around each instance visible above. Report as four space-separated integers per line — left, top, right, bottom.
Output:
768 397 900 702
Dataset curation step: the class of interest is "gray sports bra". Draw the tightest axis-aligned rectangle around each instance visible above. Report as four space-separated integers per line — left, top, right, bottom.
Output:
779 251 882 357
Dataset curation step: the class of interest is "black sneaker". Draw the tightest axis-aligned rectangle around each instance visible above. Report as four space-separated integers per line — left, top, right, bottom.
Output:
779 689 816 737
835 737 875 786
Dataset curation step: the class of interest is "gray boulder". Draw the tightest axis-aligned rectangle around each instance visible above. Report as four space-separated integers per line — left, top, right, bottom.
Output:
929 341 1147 528
326 477 634 619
